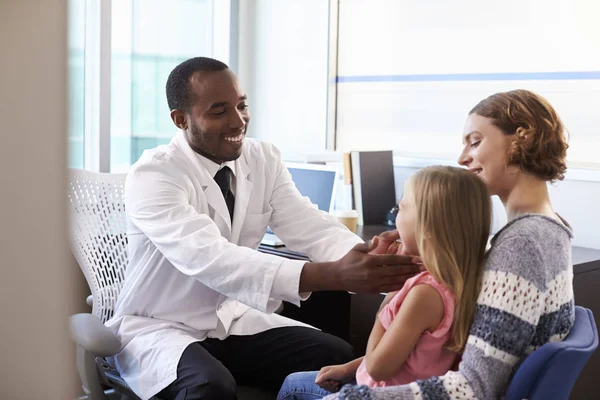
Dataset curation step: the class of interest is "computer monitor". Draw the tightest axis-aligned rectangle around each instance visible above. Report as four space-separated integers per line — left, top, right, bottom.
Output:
285 162 338 213
262 163 339 246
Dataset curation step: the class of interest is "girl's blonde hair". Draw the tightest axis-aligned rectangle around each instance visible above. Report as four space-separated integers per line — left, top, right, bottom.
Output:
408 166 491 352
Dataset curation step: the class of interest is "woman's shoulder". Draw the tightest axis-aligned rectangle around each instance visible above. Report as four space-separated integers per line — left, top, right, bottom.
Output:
492 214 573 245
486 214 573 289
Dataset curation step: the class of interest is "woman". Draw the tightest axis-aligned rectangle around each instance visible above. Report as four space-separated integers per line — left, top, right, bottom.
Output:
283 89 575 400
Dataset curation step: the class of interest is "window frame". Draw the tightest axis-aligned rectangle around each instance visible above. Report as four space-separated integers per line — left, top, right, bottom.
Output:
326 0 600 183
80 0 235 172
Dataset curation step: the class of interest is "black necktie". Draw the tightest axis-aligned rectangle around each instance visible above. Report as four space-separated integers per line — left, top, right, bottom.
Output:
214 166 235 222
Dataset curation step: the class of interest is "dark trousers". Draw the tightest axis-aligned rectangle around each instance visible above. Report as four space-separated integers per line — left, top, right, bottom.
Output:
158 326 354 400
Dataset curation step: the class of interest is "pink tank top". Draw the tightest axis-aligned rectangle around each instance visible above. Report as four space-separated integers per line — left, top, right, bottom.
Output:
356 271 458 387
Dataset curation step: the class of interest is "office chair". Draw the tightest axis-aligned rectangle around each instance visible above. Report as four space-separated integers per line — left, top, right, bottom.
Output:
505 306 598 400
67 169 276 400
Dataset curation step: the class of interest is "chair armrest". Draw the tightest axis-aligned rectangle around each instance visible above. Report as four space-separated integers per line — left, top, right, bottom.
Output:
69 313 121 357
86 295 94 307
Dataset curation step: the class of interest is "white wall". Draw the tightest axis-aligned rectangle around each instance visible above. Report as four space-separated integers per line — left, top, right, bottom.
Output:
236 1 600 250
237 0 330 156
0 1 81 398
335 0 600 165
548 180 600 249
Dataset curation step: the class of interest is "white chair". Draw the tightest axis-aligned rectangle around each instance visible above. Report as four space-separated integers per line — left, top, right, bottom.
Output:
67 169 276 400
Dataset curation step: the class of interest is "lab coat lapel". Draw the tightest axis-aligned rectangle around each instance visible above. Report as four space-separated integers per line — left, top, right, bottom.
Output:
231 153 253 244
174 132 232 239
203 182 233 239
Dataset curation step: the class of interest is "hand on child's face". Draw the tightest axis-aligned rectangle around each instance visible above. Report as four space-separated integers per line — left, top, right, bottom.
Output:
368 231 401 255
368 231 418 256
367 233 424 271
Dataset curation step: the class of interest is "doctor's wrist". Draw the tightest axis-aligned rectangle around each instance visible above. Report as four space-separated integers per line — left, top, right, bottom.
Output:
299 261 337 292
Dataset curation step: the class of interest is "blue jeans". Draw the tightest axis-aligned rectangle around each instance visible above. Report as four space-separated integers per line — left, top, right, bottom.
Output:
277 371 357 400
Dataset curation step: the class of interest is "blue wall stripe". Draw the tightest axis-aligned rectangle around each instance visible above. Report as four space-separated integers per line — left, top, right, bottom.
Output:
336 71 600 83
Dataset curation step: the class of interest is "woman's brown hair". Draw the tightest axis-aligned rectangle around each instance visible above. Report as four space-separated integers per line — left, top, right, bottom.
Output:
470 89 568 182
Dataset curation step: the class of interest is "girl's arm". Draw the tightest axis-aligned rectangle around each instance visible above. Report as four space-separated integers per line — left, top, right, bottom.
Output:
377 290 399 313
364 284 445 382
343 356 365 375
315 356 365 386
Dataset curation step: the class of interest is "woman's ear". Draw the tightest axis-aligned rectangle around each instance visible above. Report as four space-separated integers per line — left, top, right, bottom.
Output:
515 127 528 140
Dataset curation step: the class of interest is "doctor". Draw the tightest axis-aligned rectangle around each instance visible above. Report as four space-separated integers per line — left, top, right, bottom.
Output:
106 57 419 400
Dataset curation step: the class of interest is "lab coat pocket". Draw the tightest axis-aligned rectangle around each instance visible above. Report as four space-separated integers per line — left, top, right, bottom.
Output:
239 207 273 248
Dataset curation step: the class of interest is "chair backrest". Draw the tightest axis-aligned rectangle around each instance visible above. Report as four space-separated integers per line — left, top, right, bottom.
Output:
68 169 129 323
505 306 599 400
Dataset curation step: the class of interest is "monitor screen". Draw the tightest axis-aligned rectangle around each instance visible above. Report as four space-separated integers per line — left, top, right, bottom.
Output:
286 163 338 212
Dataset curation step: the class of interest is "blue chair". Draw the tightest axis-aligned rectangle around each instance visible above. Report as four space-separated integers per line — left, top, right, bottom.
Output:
505 306 598 400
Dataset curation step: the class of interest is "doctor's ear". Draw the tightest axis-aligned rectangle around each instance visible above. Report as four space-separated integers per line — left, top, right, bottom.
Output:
170 109 188 130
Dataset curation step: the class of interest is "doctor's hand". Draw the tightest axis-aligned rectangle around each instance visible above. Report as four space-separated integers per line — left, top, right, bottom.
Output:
370 231 424 265
300 240 422 294
335 240 422 293
369 230 401 255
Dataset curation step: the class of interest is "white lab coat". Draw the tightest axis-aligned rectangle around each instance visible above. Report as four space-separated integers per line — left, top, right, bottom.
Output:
105 131 362 400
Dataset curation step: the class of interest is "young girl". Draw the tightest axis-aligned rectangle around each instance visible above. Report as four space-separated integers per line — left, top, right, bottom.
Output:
277 165 491 399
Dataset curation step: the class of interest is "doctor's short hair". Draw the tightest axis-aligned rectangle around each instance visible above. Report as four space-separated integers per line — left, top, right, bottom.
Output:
166 57 229 112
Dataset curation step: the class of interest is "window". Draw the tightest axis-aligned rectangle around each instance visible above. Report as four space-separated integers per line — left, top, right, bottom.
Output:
110 0 218 171
69 0 231 172
334 0 600 169
68 0 87 169
236 0 332 159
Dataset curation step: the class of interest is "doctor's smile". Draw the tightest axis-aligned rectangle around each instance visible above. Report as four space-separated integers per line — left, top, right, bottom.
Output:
223 132 245 143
